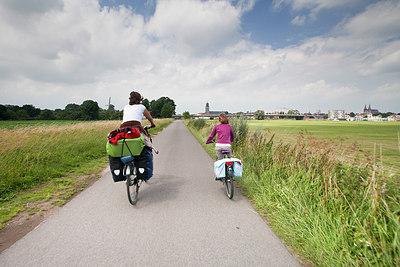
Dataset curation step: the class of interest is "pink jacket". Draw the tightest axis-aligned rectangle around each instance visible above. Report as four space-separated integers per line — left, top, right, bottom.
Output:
206 124 235 144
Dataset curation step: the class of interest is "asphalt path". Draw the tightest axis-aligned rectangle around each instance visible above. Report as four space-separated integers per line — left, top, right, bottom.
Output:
0 120 300 266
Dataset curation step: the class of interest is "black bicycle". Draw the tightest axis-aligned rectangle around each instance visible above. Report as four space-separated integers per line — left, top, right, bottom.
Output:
122 125 155 205
220 150 235 199
207 141 235 199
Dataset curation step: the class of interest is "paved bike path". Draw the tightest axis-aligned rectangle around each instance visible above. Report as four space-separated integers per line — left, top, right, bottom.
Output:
0 120 300 266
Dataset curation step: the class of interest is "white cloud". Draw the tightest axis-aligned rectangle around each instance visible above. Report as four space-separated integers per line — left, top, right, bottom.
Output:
339 1 400 39
273 0 363 21
301 80 359 97
273 0 362 13
291 15 306 25
0 0 399 114
146 0 242 56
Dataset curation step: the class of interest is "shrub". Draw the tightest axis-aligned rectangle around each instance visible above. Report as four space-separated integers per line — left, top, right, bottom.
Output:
188 119 206 130
230 116 249 148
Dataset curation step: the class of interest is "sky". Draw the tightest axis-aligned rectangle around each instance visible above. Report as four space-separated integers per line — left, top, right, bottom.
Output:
0 0 399 114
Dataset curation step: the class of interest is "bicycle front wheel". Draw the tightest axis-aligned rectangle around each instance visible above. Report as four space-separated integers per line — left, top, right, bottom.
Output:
126 175 140 205
224 174 234 199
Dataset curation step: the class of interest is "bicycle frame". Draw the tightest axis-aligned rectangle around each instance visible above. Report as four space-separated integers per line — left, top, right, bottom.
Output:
124 125 155 205
207 140 235 199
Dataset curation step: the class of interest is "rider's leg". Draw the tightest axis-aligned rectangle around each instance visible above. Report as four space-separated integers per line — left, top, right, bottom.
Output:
215 145 232 160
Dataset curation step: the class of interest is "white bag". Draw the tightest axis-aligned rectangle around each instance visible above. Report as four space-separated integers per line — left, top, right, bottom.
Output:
214 158 242 178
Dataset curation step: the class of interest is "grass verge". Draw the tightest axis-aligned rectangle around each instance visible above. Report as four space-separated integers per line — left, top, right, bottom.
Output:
185 118 399 266
0 119 173 229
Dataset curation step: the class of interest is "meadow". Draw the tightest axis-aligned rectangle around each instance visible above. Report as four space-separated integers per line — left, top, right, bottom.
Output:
0 119 173 229
248 120 400 174
186 118 399 266
0 120 84 129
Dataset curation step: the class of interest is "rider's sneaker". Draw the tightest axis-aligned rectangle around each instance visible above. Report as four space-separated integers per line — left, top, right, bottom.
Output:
215 177 222 181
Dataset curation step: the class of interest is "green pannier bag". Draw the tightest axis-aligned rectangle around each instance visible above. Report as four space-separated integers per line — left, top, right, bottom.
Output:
106 135 146 157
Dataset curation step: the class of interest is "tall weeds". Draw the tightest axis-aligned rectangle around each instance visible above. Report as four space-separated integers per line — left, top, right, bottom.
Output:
235 132 399 266
230 116 249 149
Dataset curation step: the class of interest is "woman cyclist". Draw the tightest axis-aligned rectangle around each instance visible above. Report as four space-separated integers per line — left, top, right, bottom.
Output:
120 91 156 150
206 113 235 160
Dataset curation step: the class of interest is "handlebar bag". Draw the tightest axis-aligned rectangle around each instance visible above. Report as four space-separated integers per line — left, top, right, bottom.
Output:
106 135 146 157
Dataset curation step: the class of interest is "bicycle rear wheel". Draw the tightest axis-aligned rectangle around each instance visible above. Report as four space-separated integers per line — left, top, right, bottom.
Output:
127 175 140 205
224 169 234 199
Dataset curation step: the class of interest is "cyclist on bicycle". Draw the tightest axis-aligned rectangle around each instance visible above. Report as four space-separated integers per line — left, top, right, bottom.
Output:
206 113 235 160
120 91 156 149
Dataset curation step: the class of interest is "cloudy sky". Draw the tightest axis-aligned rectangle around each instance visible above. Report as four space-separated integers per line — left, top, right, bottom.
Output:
0 0 399 114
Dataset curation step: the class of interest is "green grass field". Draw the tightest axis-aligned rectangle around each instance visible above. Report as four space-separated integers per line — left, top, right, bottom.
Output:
248 120 400 174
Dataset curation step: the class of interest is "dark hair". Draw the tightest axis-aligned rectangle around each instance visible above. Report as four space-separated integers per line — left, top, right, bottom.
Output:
219 113 229 124
129 91 143 105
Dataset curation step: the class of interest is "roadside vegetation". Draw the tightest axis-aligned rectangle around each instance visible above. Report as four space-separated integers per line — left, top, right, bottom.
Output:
185 118 399 266
0 119 173 229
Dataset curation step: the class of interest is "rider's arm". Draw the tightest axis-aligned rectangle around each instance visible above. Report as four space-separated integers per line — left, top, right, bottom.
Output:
230 125 235 142
206 126 217 144
143 109 155 127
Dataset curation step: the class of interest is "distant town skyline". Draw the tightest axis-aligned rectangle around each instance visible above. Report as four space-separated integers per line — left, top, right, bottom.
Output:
196 102 392 115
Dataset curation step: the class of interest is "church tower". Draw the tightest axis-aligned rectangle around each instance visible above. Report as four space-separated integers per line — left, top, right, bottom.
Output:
205 102 210 114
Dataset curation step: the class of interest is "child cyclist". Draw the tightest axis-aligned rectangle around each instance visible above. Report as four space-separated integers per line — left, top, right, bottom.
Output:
206 113 235 160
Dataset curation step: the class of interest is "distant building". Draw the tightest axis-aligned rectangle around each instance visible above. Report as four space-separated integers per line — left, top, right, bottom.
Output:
107 97 115 112
196 103 228 119
328 110 345 120
388 114 400 121
363 104 379 115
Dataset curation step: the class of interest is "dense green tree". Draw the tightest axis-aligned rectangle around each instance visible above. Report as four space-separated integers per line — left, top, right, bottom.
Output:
37 109 55 120
379 112 393 118
288 109 300 115
64 104 81 120
142 98 150 110
80 100 99 120
254 110 265 120
14 109 30 120
99 109 122 120
150 97 176 117
22 105 41 119
183 111 191 119
0 105 10 120
160 103 174 118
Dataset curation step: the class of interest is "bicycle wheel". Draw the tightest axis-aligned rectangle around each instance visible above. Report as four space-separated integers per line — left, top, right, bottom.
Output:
224 168 234 199
127 174 140 205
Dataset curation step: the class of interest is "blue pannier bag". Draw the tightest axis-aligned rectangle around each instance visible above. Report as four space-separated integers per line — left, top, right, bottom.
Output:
214 158 242 178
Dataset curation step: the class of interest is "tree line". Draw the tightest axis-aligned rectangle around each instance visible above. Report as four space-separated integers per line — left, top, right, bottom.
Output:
0 96 176 121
